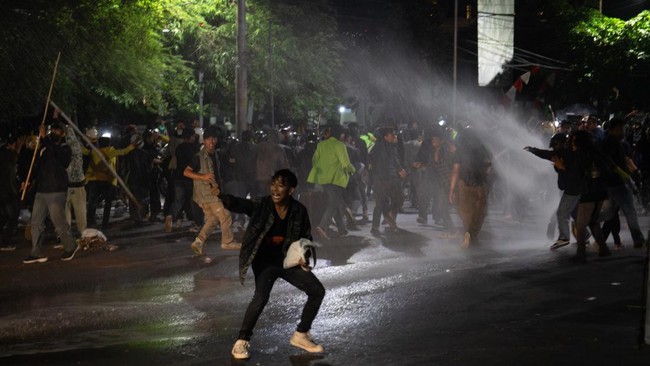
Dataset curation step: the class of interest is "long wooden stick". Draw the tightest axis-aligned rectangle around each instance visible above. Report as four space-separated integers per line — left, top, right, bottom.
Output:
21 52 62 201
49 101 143 210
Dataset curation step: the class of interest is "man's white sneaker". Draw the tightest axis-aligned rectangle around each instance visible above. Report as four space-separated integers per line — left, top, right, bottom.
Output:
290 331 324 353
191 239 204 256
231 339 250 360
221 242 242 250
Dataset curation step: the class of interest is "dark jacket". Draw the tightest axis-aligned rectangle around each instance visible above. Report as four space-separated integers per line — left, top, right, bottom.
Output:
34 136 71 193
221 194 312 284
528 147 571 193
528 147 598 197
600 135 629 188
369 140 403 181
224 141 257 182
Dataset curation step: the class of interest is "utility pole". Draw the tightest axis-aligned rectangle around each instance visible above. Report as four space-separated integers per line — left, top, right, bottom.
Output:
452 0 458 125
236 0 248 137
198 70 204 128
269 14 275 128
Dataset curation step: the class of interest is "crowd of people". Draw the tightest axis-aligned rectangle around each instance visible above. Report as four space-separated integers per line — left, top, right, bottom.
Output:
0 110 649 262
1 107 650 358
526 115 649 262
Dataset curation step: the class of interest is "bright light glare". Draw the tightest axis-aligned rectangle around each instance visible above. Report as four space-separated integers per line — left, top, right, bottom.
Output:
338 106 346 114
101 132 111 138
438 120 446 126
554 121 560 127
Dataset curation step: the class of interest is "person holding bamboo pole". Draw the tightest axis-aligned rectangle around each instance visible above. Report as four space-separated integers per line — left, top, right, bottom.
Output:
23 122 79 264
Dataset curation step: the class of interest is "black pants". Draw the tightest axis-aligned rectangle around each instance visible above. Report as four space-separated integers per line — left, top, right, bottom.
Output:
148 178 161 218
602 207 622 245
372 178 403 229
238 261 326 341
86 181 115 227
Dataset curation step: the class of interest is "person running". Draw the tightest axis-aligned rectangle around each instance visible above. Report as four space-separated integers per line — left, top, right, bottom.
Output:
307 124 355 239
449 128 492 248
223 169 326 360
183 126 240 252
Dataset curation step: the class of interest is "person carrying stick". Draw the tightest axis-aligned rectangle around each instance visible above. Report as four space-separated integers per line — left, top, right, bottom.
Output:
23 121 79 264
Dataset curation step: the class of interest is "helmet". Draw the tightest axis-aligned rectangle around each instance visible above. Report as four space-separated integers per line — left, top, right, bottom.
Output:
86 127 99 141
549 133 568 148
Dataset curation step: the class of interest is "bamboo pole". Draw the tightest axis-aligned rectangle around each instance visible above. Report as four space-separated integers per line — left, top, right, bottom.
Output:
22 52 62 201
49 100 143 210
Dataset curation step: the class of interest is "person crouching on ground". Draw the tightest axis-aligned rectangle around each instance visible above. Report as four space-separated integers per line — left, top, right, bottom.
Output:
223 169 326 360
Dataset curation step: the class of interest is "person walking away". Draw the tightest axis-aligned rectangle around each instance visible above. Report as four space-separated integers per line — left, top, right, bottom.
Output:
369 127 408 235
23 123 79 263
164 128 198 232
183 126 241 253
307 124 356 239
225 169 326 360
0 132 24 251
63 123 87 236
600 118 646 248
449 128 492 248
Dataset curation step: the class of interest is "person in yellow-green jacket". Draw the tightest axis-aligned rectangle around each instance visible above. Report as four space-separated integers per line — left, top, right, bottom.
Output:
307 124 355 239
84 136 136 229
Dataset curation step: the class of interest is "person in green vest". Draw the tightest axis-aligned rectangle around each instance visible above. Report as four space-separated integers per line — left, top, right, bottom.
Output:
307 125 355 239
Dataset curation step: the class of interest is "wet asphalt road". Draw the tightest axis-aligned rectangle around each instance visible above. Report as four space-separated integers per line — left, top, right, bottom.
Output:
1 207 649 366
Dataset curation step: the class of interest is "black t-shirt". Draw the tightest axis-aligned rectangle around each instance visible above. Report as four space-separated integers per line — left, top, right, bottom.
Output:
175 142 200 181
254 208 288 267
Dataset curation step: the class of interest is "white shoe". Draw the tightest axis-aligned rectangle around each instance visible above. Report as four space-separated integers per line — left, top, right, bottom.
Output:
290 331 324 353
231 339 250 360
191 239 204 256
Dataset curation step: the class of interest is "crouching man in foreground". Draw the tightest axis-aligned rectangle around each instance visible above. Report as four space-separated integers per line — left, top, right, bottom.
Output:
220 169 326 360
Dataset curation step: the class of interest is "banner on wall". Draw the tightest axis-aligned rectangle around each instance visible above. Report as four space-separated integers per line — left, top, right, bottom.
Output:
477 0 515 86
